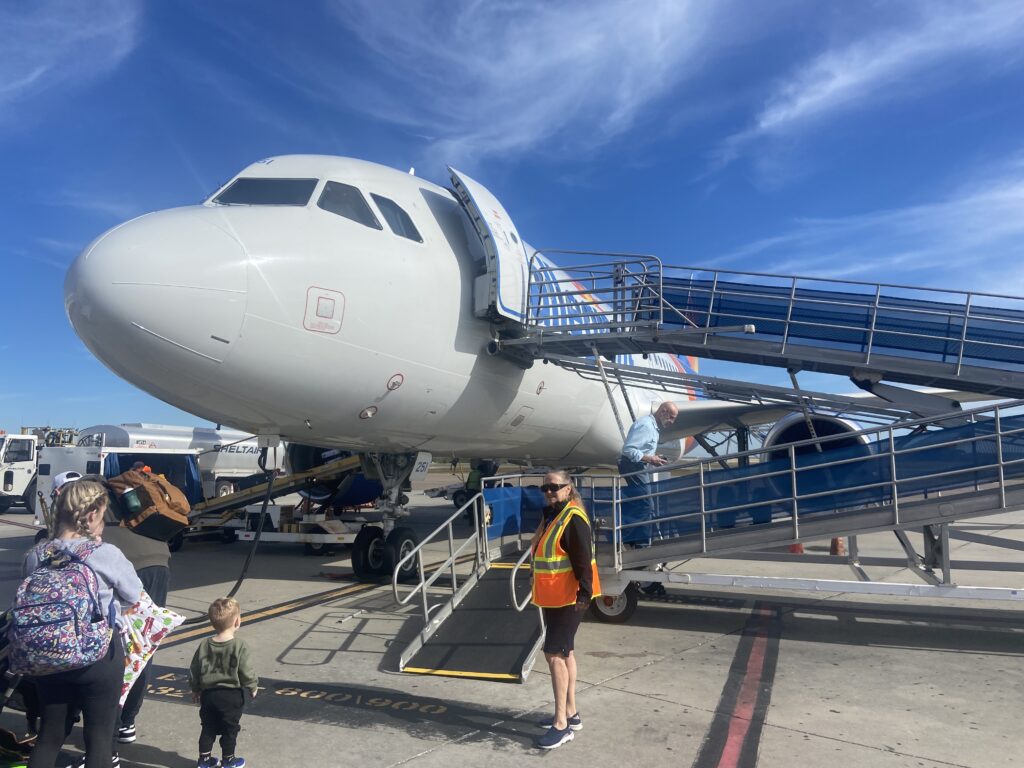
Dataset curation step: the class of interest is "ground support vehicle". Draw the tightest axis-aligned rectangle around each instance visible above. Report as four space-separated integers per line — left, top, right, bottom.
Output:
0 433 38 512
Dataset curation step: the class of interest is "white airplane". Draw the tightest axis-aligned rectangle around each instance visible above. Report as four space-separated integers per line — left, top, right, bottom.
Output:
62 155 900 570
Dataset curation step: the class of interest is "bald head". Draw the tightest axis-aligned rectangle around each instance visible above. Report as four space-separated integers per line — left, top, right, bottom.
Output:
655 402 679 428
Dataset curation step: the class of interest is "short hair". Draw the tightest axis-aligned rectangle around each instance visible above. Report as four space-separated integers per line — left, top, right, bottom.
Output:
208 597 241 632
52 480 108 539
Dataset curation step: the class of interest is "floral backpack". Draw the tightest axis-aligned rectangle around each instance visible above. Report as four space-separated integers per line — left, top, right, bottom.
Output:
8 541 113 676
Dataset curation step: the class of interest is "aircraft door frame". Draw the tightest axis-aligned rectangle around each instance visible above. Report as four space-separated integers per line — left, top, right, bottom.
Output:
448 167 529 323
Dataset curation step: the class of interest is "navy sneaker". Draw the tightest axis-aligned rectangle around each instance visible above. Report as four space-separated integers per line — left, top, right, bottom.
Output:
117 722 137 743
537 712 582 731
197 757 221 768
535 725 574 749
222 757 246 768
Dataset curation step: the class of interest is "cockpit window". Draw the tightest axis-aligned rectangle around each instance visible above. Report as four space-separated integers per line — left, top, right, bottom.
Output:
370 194 423 243
317 182 382 229
213 178 318 206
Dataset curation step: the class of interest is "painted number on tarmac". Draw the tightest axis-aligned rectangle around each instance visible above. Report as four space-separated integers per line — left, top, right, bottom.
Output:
274 686 447 714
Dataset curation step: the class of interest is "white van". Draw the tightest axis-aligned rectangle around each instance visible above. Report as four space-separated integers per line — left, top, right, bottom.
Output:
0 433 38 511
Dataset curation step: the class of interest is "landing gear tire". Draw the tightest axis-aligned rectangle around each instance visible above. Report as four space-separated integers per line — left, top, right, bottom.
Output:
451 489 469 509
351 525 387 580
589 583 639 624
168 532 185 553
385 526 420 583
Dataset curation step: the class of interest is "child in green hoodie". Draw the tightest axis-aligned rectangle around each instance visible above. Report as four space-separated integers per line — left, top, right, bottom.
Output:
189 598 258 768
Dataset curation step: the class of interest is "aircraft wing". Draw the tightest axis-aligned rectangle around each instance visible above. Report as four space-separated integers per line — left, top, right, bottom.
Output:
659 386 1001 442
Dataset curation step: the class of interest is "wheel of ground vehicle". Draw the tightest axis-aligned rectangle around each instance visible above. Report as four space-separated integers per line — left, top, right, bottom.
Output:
0 498 13 514
220 527 237 543
22 477 37 512
588 583 639 624
168 531 185 553
304 539 337 556
351 525 387 579
451 489 469 508
34 529 48 544
384 526 420 582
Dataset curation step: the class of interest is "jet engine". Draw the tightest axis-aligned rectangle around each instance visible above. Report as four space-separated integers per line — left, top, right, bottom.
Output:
762 413 868 459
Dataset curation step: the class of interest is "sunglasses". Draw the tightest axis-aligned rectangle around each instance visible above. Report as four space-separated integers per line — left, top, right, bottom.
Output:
540 483 568 493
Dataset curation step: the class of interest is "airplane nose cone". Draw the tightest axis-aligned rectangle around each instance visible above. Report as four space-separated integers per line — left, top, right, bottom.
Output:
66 208 248 387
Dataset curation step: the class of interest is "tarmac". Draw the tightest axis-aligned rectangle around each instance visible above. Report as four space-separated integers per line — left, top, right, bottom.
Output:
0 474 1022 768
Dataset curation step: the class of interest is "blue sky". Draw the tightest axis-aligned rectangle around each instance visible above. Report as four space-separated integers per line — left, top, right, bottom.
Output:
3 0 1024 432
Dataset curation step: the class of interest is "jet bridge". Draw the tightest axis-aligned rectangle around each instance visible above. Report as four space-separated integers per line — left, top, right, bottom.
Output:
492 255 1024 400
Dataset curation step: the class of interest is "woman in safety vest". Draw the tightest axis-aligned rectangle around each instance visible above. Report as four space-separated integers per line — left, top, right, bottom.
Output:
530 470 601 750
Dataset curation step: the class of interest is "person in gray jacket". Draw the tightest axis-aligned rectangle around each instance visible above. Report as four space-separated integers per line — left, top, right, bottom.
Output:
99 489 171 746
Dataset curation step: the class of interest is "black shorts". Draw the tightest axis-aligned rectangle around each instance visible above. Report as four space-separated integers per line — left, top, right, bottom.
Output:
542 605 584 657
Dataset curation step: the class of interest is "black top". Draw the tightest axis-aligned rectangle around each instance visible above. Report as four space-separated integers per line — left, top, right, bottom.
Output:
541 501 594 601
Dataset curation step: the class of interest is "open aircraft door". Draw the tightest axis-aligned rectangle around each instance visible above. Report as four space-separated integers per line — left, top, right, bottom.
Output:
449 167 530 323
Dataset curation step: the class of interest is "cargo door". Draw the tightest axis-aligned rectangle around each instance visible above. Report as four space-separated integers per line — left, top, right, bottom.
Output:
449 167 529 323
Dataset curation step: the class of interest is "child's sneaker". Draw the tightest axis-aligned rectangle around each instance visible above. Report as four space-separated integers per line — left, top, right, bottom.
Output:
197 757 221 768
117 722 137 743
222 758 246 768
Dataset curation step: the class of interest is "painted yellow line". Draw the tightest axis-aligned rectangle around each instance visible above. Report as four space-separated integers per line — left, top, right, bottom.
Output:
489 562 530 570
402 667 521 681
168 582 376 644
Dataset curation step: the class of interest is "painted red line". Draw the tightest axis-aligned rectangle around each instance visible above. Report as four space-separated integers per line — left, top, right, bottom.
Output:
718 610 770 768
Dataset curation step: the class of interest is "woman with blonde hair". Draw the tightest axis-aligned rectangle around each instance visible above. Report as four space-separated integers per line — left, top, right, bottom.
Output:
530 470 601 750
20 479 142 768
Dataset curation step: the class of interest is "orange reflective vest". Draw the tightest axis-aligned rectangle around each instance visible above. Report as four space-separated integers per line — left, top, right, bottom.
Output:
531 503 602 608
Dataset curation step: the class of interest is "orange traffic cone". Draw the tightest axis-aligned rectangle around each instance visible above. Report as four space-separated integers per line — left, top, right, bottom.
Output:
788 542 805 554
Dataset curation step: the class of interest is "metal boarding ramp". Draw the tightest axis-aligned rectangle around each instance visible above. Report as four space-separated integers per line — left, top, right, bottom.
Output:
493 255 1024 400
488 401 1024 617
554 399 1024 606
391 495 544 682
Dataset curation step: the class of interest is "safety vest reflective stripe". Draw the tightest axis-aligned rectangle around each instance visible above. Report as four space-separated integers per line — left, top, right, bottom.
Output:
532 504 602 608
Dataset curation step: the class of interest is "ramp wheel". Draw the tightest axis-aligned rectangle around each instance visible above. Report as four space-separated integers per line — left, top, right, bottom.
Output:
451 489 469 508
385 526 420 582
352 525 387 580
589 583 638 624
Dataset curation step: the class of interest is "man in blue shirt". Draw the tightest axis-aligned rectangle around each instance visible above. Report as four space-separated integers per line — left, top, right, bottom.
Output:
618 402 679 548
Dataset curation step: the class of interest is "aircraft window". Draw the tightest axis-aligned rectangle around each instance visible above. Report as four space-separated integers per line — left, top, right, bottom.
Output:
213 178 318 206
317 182 382 229
370 194 423 243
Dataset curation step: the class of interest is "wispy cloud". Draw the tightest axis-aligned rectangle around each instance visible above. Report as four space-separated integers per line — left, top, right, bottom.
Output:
0 1 142 123
714 152 1024 293
715 1 1024 169
207 1 723 168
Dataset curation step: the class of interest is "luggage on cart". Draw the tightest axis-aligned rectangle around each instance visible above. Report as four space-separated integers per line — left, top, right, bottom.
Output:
107 470 190 541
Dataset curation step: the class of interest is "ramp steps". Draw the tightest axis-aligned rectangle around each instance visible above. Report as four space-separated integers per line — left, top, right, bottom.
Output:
403 564 541 682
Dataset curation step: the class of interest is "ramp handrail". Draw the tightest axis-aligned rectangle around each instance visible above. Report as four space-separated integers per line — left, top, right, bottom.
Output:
597 398 1024 563
510 546 534 612
525 251 667 331
391 493 487 622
